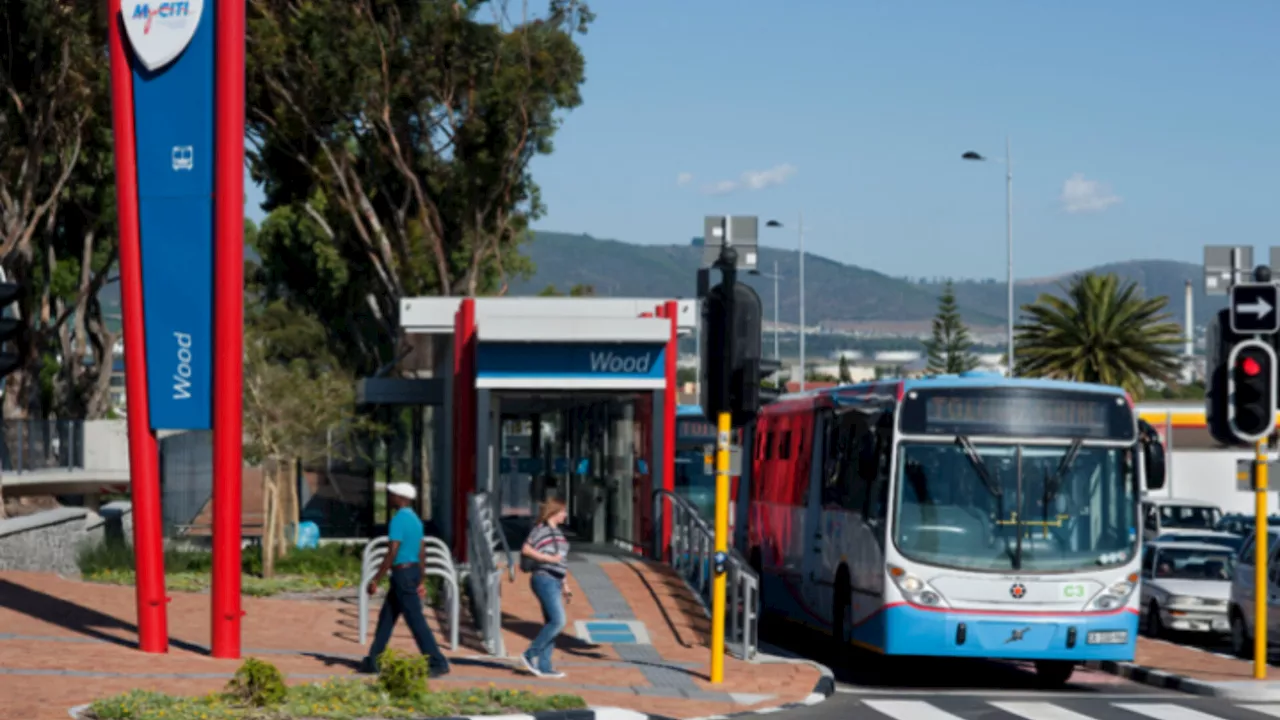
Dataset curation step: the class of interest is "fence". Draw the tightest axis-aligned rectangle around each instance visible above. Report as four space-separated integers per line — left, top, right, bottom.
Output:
158 423 378 538
465 491 514 656
358 535 460 649
652 488 759 660
0 420 83 471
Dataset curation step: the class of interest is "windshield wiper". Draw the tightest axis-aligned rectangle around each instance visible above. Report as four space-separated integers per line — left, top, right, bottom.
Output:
1043 438 1084 505
956 436 1019 569
955 436 1000 499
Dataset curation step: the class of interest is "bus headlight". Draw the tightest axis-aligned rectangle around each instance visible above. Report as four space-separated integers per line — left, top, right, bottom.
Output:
887 564 947 607
1089 573 1138 611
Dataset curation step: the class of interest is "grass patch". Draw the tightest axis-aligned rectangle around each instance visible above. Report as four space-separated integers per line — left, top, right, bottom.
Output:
86 658 586 720
78 541 439 600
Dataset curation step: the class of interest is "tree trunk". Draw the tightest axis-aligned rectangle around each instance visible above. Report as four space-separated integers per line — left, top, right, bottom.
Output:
287 458 301 546
262 468 277 578
274 463 289 561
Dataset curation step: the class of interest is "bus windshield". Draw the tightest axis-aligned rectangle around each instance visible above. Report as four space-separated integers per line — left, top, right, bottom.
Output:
893 441 1138 573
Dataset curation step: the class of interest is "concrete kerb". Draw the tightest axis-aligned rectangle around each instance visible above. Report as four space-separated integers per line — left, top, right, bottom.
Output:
1084 659 1280 701
678 642 835 720
68 706 673 720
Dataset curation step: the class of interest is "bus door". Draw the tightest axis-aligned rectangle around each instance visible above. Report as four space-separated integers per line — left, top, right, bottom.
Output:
802 408 834 619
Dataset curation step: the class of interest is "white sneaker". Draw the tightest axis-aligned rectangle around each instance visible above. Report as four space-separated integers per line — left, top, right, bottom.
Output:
544 670 566 679
519 653 543 677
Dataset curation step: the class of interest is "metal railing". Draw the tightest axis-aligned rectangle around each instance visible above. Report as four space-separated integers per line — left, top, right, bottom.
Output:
653 488 759 660
359 535 460 650
0 420 83 471
466 491 514 656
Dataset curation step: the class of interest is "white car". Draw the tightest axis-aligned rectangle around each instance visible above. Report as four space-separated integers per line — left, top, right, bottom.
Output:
1142 498 1223 541
1228 529 1280 657
1140 541 1234 637
1152 529 1244 555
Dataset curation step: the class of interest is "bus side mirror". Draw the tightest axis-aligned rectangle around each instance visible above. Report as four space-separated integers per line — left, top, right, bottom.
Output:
1139 420 1167 491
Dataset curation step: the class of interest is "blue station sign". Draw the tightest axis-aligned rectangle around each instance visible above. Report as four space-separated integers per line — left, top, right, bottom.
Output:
476 342 667 386
125 0 215 430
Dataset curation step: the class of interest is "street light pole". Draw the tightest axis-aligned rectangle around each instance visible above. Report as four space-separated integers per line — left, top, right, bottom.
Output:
798 212 805 391
773 260 780 359
962 138 1016 377
1004 136 1014 376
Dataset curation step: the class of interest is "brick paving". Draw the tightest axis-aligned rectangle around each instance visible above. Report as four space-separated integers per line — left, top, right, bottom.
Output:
1132 636 1278 682
0 555 821 720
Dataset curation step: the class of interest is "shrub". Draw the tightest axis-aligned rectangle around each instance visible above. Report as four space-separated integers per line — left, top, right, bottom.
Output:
376 648 429 699
226 658 286 707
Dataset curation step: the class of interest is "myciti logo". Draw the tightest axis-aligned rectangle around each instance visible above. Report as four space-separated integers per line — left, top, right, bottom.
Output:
123 0 204 72
132 2 190 34
589 350 655 374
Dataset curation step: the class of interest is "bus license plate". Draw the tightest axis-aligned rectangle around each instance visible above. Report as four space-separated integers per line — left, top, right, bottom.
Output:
1087 631 1128 645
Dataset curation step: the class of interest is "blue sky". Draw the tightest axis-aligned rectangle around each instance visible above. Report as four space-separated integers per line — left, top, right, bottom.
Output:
247 0 1280 281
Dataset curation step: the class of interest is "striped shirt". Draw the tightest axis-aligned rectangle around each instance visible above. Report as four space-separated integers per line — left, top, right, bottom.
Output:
526 523 569 579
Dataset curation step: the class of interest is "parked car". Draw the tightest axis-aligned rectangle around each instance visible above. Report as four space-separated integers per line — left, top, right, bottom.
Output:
1142 498 1223 541
1153 530 1244 555
1216 513 1280 538
1229 528 1280 657
1140 541 1234 638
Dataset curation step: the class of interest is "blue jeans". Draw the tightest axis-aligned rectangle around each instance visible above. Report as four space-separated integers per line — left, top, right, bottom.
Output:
366 566 449 672
526 572 566 673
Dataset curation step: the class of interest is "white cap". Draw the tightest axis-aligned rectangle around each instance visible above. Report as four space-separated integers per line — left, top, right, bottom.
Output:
387 482 417 500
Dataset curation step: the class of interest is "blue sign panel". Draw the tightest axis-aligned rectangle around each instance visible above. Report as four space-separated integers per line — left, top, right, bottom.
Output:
476 342 666 381
129 0 215 430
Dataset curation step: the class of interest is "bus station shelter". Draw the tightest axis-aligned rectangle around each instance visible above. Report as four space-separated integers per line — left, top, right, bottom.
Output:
377 296 698 559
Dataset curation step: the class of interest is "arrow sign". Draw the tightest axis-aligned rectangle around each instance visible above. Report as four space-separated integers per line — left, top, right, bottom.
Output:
1231 283 1280 334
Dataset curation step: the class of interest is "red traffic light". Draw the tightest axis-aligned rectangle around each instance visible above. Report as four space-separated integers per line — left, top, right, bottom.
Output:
1243 356 1263 377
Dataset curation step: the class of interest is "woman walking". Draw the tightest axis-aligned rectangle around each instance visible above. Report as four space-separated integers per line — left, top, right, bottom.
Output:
519 499 572 678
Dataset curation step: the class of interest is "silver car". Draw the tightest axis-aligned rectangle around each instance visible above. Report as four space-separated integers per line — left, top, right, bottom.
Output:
1140 540 1234 637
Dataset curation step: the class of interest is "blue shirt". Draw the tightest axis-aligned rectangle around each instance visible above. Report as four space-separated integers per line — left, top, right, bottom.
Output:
388 507 423 566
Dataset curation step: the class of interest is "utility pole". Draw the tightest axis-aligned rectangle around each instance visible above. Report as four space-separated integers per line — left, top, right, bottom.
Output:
772 261 780 359
798 212 805 391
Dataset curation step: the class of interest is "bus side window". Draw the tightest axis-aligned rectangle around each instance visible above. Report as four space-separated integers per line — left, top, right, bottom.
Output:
842 416 871 513
763 432 773 461
1141 547 1155 577
779 431 792 460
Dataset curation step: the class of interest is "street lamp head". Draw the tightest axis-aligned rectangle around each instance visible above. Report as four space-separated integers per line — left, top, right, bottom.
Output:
961 151 986 161
765 219 783 228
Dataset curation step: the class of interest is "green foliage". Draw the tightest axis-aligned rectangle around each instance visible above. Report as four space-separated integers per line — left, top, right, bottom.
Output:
538 283 596 296
1159 381 1206 400
245 0 592 375
376 649 430 699
1014 272 1184 397
924 281 979 375
89 678 586 719
227 658 288 707
838 355 852 383
0 0 121 419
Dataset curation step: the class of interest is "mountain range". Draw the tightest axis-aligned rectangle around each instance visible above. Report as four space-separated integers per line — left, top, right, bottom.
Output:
510 231 1222 335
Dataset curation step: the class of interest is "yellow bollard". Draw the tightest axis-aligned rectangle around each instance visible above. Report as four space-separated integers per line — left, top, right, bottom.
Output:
710 411 732 684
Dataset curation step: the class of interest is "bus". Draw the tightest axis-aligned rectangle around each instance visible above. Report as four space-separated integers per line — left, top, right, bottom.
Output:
746 373 1167 685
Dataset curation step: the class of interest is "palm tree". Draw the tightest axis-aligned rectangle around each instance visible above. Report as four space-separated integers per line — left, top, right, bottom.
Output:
1014 272 1184 397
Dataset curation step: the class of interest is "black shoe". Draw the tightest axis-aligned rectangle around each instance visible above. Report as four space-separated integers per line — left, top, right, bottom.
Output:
358 657 378 674
430 664 451 678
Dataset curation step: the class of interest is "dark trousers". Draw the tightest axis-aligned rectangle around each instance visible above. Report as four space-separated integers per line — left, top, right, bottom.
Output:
365 565 449 672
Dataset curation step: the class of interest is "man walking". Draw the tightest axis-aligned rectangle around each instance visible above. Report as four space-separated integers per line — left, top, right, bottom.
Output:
361 482 451 677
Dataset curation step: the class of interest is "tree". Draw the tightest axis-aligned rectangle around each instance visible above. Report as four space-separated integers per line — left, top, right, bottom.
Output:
538 283 595 297
838 355 852 383
924 281 978 375
245 0 592 375
242 298 373 575
1014 272 1184 397
0 0 119 420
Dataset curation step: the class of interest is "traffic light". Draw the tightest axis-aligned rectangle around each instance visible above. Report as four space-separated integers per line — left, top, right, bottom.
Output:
1207 308 1245 445
0 281 22 379
1228 338 1277 443
700 281 764 428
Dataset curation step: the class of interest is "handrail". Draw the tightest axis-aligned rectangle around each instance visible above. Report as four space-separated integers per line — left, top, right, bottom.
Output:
358 535 460 650
652 488 758 660
466 492 507 656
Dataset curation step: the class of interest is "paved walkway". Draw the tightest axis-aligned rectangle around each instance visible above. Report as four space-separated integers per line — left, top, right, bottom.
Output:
1085 636 1280 699
0 553 822 720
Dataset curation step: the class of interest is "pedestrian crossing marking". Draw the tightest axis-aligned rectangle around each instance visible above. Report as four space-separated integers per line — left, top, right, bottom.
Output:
862 700 965 720
990 701 1098 720
1113 704 1236 720
1240 706 1280 718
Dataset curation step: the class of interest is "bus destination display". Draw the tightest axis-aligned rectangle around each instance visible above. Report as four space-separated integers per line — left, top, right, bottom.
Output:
899 389 1135 440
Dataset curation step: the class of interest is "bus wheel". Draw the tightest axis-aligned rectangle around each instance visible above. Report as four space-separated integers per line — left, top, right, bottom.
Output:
1033 660 1075 687
831 573 852 668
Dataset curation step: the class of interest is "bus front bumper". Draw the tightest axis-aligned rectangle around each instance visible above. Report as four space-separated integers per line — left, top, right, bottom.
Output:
874 604 1138 661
